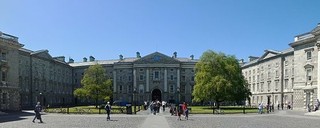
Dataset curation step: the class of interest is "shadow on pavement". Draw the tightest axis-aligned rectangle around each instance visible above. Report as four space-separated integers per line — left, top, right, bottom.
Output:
0 111 35 123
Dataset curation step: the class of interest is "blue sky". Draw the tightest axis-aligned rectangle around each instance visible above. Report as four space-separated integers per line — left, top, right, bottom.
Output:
1 0 320 62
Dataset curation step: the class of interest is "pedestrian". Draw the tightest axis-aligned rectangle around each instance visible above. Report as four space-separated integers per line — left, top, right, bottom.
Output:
258 103 262 114
32 102 43 123
185 108 189 120
105 102 111 121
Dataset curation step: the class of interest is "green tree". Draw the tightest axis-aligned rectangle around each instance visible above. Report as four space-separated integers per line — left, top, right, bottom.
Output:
192 50 250 111
74 64 112 108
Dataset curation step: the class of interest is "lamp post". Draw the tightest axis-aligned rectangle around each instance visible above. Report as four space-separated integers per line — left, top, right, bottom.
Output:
39 92 43 106
133 88 137 114
176 87 180 106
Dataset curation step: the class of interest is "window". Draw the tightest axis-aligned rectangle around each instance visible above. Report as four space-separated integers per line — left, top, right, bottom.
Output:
1 71 6 81
139 69 144 72
2 93 7 104
139 84 144 93
292 68 294 76
285 60 288 66
275 81 279 91
260 82 264 92
181 85 185 93
285 79 288 89
276 70 279 77
139 75 144 81
191 76 194 81
249 77 251 83
306 69 312 81
257 83 259 92
268 64 271 69
275 62 279 67
170 85 174 93
119 85 123 93
170 68 174 72
153 71 160 80
249 71 251 75
128 76 132 81
307 51 312 60
252 84 255 92
253 69 255 74
267 82 271 92
128 85 132 93
268 72 271 78
170 75 174 81
1 52 6 60
182 76 186 81
257 75 259 82
285 69 288 77
253 76 255 82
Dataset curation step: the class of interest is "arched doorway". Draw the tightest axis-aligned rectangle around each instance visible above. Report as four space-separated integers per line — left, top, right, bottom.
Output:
152 89 161 101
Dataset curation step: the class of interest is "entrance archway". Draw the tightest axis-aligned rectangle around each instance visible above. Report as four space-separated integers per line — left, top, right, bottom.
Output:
152 89 161 101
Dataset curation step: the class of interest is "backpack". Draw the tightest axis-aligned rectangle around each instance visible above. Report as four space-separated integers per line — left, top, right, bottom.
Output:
105 105 111 111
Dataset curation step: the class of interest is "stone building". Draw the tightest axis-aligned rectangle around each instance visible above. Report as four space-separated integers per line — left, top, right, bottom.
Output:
242 49 294 108
0 32 23 111
242 23 320 110
18 48 73 109
70 52 197 105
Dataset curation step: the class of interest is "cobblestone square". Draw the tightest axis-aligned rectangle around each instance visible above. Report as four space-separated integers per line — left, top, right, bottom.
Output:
1 110 320 128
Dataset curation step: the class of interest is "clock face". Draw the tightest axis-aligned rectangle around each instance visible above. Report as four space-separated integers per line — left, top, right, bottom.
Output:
153 55 160 61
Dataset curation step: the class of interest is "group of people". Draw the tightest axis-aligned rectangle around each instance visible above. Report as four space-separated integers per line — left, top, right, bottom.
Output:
149 100 166 115
258 103 275 114
169 102 189 120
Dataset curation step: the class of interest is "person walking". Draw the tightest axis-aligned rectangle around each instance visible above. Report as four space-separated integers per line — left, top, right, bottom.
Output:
32 102 43 123
105 102 111 121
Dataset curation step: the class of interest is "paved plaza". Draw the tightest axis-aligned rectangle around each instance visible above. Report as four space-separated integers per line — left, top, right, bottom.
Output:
1 109 320 128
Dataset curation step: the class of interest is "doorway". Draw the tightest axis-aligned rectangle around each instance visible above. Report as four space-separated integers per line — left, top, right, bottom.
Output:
152 89 161 101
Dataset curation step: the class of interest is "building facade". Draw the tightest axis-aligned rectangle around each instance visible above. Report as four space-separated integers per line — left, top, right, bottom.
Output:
18 49 73 109
70 52 197 105
242 23 320 110
0 32 23 111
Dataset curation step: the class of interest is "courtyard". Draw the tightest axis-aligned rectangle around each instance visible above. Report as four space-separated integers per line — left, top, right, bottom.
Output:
1 109 319 128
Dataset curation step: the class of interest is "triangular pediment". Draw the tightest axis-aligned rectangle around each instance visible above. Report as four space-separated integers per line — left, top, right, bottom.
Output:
259 50 281 60
134 52 180 64
32 50 52 60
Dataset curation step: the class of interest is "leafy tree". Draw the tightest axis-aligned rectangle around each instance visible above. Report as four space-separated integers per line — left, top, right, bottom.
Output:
74 64 112 108
192 50 250 111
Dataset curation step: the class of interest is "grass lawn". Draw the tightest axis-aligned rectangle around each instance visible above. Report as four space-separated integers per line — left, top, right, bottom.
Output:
44 105 145 114
189 106 259 114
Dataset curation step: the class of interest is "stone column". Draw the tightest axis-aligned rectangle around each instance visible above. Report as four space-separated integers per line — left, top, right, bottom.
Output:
146 68 149 92
164 68 168 92
113 70 117 92
317 41 320 100
133 69 137 89
177 68 180 88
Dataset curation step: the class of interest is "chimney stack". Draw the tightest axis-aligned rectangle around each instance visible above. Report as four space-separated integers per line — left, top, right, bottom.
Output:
119 54 123 60
173 52 177 58
190 55 194 60
136 52 141 58
89 56 95 61
68 58 74 63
